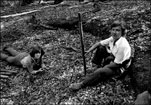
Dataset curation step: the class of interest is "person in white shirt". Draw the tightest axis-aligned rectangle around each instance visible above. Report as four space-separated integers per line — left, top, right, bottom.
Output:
69 20 132 91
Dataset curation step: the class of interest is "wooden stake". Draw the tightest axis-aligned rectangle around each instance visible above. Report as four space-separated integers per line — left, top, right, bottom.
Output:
78 13 87 76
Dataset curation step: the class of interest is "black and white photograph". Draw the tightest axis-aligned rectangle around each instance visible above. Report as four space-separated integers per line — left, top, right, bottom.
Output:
0 0 151 105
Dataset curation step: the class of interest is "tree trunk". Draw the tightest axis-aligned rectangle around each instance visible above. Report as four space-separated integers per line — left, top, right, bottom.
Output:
47 16 110 38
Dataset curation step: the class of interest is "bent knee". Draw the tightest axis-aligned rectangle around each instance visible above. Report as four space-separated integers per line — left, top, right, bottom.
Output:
95 67 113 75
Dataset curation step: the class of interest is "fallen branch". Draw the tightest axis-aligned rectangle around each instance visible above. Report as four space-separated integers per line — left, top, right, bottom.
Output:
0 69 18 73
1 10 40 19
0 2 68 19
61 46 79 52
0 72 14 76
0 75 9 79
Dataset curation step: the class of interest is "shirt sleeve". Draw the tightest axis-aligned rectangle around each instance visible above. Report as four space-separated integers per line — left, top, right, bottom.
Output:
25 56 33 73
100 37 113 46
114 46 126 64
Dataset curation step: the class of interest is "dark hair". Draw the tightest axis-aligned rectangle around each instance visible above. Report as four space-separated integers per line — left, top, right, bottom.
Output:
29 45 45 70
110 21 125 36
29 45 45 57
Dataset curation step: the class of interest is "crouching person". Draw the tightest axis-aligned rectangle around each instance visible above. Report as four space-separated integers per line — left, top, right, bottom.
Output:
69 20 132 91
135 69 151 105
0 44 45 75
135 90 151 105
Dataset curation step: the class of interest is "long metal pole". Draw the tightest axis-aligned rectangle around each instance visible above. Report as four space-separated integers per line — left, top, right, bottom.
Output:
78 13 87 76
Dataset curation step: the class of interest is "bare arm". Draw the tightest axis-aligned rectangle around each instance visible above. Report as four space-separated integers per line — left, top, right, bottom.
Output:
86 42 101 54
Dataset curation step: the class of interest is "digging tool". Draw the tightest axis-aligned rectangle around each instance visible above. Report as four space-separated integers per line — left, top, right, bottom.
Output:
78 13 87 76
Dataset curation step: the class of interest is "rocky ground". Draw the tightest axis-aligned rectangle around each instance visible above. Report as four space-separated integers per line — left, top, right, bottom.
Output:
0 0 151 105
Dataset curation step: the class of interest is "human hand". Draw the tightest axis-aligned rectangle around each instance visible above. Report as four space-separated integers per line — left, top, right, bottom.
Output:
84 50 89 56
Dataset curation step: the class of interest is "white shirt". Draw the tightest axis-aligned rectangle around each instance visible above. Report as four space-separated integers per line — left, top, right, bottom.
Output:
20 55 34 74
100 36 131 64
20 55 32 68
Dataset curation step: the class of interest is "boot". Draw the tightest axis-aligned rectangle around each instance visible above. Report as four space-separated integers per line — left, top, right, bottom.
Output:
69 82 83 91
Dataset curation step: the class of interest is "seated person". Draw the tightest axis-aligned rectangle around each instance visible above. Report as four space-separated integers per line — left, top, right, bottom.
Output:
0 44 45 74
69 20 132 91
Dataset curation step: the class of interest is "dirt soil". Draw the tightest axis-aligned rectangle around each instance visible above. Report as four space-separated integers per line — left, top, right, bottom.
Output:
0 1 151 105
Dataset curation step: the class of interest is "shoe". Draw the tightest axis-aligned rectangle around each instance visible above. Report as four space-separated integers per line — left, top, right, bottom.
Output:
69 82 83 91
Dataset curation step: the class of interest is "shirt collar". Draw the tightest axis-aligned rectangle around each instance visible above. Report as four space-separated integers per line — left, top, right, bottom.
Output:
113 37 123 46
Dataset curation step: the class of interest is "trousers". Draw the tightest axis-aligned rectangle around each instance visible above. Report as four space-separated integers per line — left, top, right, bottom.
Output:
0 47 28 66
92 45 114 67
81 46 121 87
0 47 43 70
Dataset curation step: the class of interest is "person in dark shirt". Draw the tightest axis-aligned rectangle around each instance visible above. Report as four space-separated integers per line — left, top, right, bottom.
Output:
0 44 45 74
